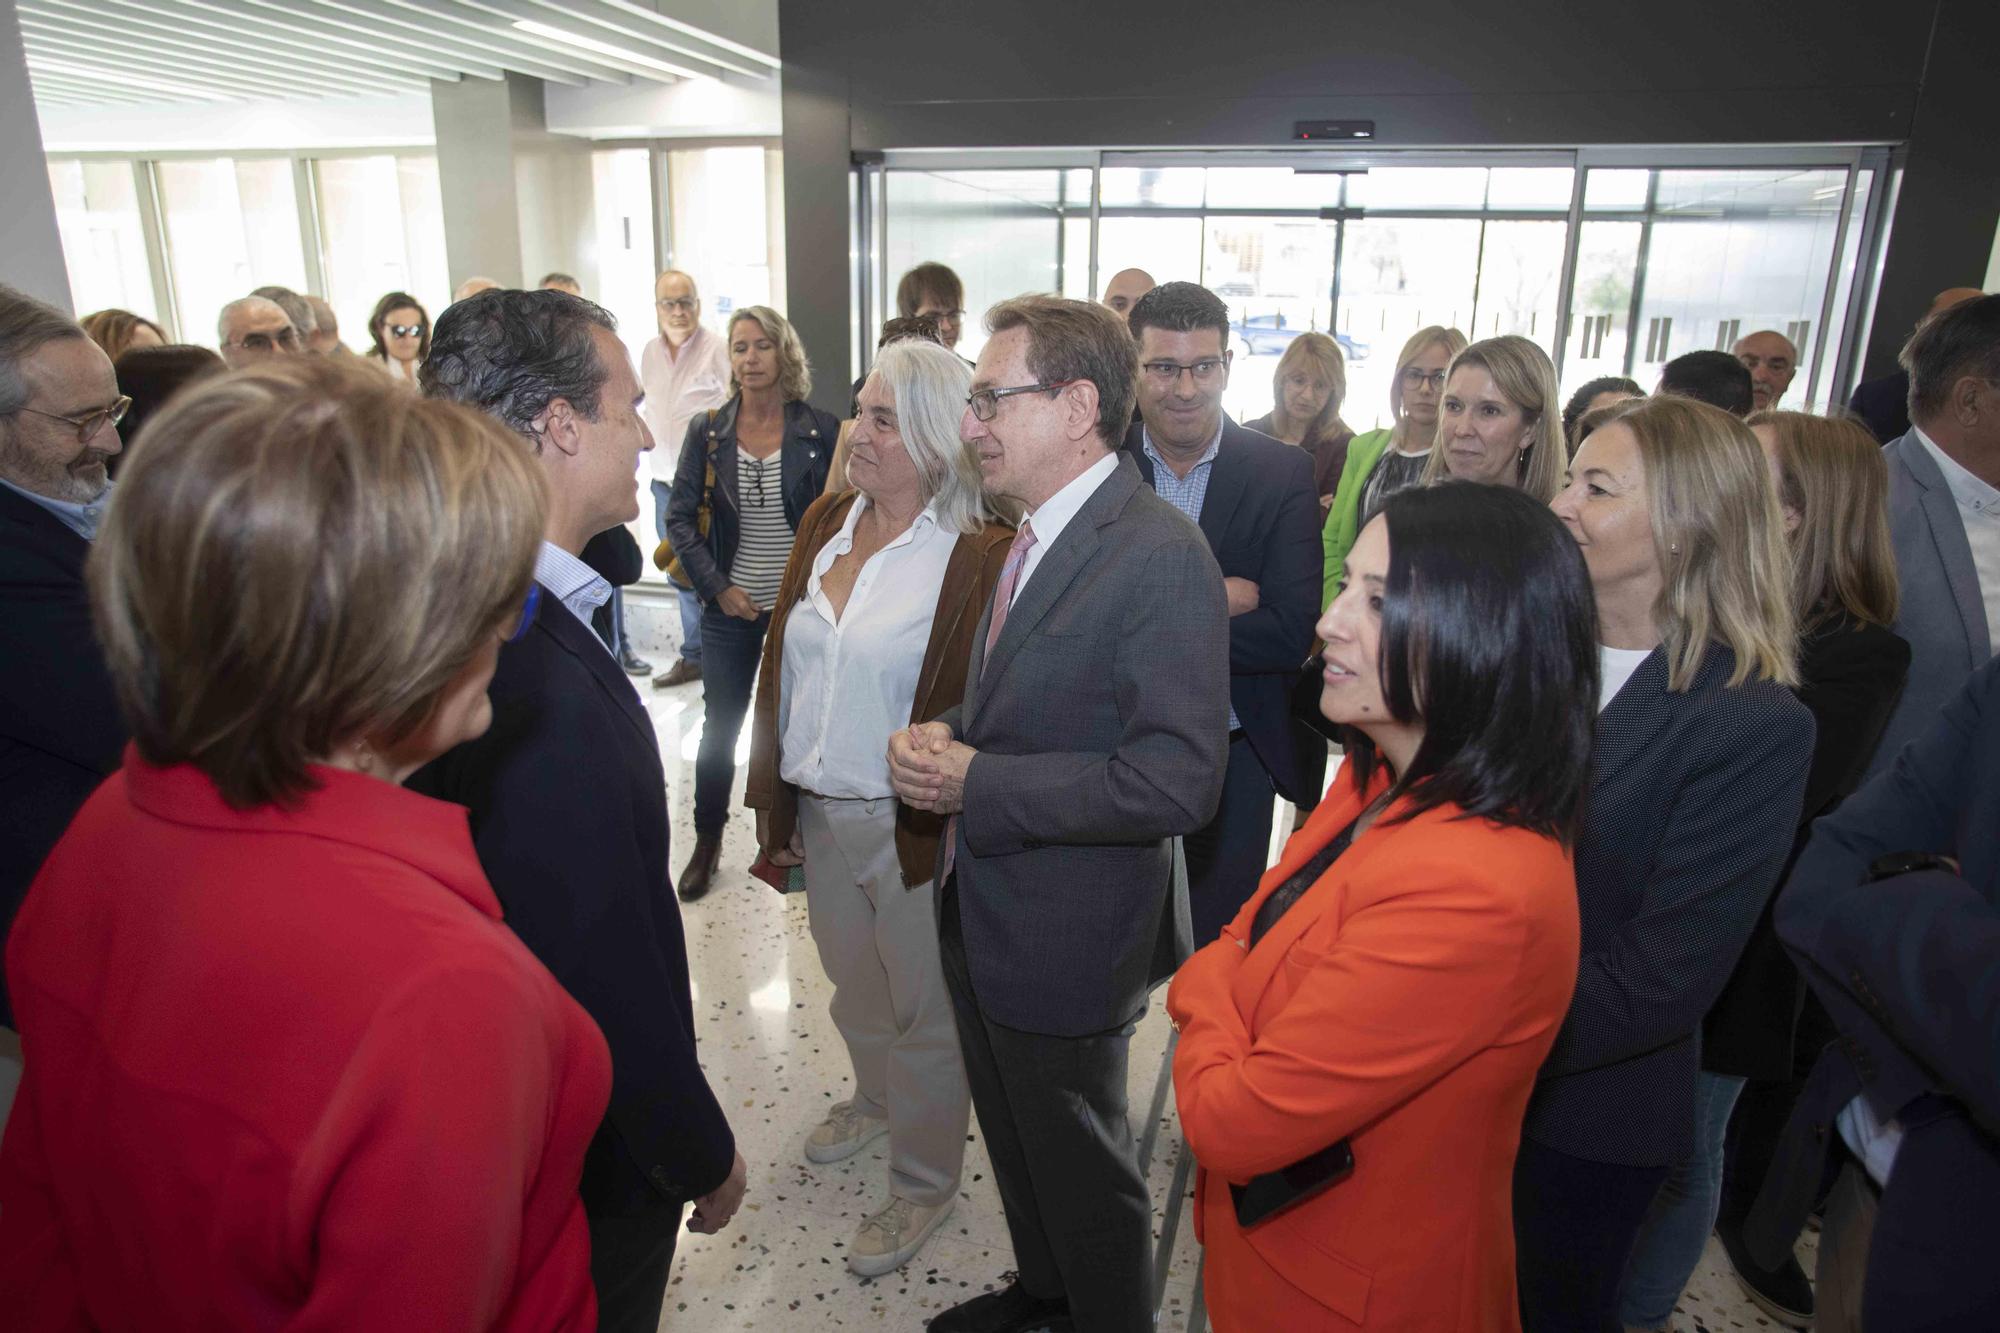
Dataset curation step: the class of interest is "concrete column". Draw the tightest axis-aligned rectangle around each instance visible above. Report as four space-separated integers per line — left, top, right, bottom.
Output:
431 72 597 297
779 59 852 419
0 0 72 310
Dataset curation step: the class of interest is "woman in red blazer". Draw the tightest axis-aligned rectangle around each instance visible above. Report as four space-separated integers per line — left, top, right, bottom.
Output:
0 359 611 1331
1169 482 1600 1331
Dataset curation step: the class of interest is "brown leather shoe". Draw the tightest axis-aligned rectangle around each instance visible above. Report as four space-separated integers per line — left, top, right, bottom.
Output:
677 832 723 902
653 658 702 689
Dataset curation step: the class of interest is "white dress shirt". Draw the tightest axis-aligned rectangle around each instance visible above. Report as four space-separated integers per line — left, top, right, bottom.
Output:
534 542 613 651
1011 451 1120 605
779 496 958 799
640 326 731 480
1913 424 2000 648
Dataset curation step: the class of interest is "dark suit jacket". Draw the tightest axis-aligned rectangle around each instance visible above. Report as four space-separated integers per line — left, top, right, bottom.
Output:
1703 615 1910 1078
1523 644 1814 1166
1124 417 1326 807
408 582 735 1217
1869 430 1992 784
936 455 1230 1037
663 395 837 605
0 485 125 1028
1745 656 2000 1329
1849 368 1911 445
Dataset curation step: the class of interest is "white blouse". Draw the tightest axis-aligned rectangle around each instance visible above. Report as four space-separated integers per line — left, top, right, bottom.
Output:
778 495 958 800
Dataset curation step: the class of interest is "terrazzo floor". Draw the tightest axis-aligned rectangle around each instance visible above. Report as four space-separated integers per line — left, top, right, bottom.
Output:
622 599 1819 1333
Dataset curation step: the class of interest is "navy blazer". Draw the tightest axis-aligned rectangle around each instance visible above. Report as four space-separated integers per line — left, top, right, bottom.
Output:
1124 417 1327 806
407 583 735 1216
0 484 125 1028
1745 656 2000 1328
1848 368 1911 446
1523 644 1814 1167
1868 430 1992 784
662 395 837 605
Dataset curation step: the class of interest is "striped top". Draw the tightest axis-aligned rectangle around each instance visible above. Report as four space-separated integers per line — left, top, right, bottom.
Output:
732 447 792 610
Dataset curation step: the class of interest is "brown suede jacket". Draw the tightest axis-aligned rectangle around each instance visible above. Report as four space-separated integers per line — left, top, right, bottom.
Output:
744 489 1013 887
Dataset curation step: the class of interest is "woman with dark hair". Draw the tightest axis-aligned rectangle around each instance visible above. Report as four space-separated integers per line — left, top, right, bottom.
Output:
1169 483 1596 1330
666 306 838 901
1519 396 1815 1332
1561 376 1644 447
366 291 430 385
80 309 164 364
109 344 224 478
1618 410 1909 1332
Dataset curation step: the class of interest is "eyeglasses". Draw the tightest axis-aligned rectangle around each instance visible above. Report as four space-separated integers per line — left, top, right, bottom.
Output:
1400 368 1447 390
967 380 1079 422
656 297 698 313
228 328 302 353
387 323 424 338
503 584 541 644
1140 358 1228 388
19 395 132 443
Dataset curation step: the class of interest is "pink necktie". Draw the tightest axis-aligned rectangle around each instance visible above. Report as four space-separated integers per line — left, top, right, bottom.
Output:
944 520 1037 880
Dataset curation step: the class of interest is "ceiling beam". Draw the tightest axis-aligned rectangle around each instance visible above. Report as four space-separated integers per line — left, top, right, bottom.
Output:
515 0 766 79
223 0 515 83
139 0 487 83
18 13 403 98
449 0 700 82
367 0 648 84
301 0 611 87
590 0 781 70
24 27 329 98
37 0 451 89
25 60 235 102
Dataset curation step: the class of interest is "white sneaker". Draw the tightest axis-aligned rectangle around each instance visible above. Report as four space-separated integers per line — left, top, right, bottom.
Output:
847 1194 954 1277
803 1100 889 1164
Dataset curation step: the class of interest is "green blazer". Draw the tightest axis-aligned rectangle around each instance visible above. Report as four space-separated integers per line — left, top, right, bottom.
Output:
1320 426 1393 607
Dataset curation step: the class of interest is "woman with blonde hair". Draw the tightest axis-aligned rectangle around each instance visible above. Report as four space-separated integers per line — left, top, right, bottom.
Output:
0 357 611 1329
1518 395 1815 1331
666 305 838 900
1245 331 1352 513
1319 324 1467 605
1420 334 1567 502
79 308 164 363
745 338 1012 1279
1620 410 1909 1332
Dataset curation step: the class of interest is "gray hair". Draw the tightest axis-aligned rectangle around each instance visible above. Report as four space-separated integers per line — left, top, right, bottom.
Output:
418 287 616 451
1903 292 2000 423
216 296 290 346
865 339 990 534
251 286 317 337
0 285 86 417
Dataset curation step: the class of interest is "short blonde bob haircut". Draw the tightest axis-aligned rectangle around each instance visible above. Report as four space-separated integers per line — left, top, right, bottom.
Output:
1420 334 1568 502
90 356 547 809
859 339 992 535
728 306 812 403
1270 332 1350 442
1386 324 1469 448
1601 395 1798 690
1747 409 1900 630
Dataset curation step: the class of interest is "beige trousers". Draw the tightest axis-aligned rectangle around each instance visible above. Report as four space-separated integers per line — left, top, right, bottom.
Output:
798 793 969 1207
1816 1156 1880 1333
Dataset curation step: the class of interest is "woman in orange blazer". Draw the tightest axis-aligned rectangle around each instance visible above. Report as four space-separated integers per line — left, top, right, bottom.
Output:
1168 482 1600 1331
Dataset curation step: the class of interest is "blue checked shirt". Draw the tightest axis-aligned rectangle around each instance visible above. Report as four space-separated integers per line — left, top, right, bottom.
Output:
1140 422 1237 730
534 541 614 654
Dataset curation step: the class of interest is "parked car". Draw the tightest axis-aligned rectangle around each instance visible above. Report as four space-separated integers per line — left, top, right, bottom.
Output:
1229 311 1370 363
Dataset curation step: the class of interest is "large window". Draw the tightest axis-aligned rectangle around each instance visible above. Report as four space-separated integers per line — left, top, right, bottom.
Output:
46 160 158 324
313 154 449 355
157 158 309 349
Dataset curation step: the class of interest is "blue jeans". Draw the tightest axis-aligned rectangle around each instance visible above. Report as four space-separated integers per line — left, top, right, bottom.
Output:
693 606 769 835
652 479 702 665
1619 1071 1748 1329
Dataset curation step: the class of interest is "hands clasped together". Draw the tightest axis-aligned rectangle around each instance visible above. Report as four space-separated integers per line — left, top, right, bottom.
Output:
886 721 977 815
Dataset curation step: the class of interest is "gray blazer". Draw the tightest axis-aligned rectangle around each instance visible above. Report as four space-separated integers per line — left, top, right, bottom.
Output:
935 455 1230 1037
1867 430 1992 781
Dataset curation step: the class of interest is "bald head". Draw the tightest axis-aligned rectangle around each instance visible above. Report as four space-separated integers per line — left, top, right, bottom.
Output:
1101 269 1156 323
1930 287 1986 318
654 269 701 346
1732 329 1799 411
453 276 500 304
216 296 300 368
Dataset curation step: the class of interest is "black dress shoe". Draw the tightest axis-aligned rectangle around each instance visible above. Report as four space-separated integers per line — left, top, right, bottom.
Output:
927 1274 1071 1333
676 832 723 903
619 644 653 676
1716 1211 1814 1328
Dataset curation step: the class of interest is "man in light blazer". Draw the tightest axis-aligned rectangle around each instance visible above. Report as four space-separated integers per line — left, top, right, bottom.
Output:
891 295 1229 1333
1865 294 2000 781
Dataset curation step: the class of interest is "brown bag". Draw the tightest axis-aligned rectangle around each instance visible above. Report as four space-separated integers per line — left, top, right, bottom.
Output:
653 409 719 584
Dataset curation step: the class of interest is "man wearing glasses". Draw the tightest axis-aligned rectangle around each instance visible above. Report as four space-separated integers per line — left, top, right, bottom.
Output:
0 287 130 1035
889 295 1227 1333
215 295 302 370
640 269 730 689
1124 281 1325 947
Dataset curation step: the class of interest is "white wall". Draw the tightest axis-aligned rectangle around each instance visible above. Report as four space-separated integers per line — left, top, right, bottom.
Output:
0 0 70 308
543 74 780 140
36 93 435 155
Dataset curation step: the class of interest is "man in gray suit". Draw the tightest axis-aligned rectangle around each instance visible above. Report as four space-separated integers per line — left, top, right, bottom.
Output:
1867 293 2000 780
890 295 1228 1333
